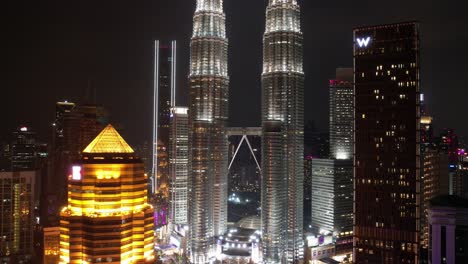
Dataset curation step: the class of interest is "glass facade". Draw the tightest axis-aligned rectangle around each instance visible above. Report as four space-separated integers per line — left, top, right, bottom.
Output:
329 68 354 160
152 40 177 196
188 1 229 263
262 1 304 263
0 171 35 263
353 22 421 263
169 107 189 226
311 159 353 237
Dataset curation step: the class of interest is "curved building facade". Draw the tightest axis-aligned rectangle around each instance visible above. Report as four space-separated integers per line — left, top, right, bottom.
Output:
261 0 304 263
188 0 229 263
59 125 154 264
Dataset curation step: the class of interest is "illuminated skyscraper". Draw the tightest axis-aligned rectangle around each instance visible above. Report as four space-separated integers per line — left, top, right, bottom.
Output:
169 106 189 226
261 0 304 263
152 40 177 195
354 22 420 263
0 171 36 263
188 0 229 263
11 126 37 171
329 68 354 160
59 125 154 264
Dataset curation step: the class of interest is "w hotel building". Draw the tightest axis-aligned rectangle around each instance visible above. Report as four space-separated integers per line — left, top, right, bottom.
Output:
353 22 421 263
59 125 154 264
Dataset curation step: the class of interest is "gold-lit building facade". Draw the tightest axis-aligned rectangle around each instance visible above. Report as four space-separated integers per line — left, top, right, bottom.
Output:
59 125 154 264
43 226 60 264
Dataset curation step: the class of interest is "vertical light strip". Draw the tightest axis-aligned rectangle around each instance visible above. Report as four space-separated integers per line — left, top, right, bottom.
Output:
171 40 177 107
152 40 160 195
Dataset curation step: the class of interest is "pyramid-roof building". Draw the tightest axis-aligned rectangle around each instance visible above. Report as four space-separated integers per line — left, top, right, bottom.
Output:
83 124 134 154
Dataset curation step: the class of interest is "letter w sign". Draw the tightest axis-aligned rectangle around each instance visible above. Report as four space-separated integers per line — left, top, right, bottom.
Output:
357 37 371 48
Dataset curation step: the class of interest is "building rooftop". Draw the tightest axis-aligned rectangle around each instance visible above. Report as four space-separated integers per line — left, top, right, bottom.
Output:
82 124 134 154
429 195 468 208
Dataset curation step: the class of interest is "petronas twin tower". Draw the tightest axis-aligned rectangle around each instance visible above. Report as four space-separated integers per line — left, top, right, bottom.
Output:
188 0 304 263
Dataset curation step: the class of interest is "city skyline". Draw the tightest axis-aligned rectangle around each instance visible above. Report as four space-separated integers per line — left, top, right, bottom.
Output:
3 0 468 144
2 1 468 264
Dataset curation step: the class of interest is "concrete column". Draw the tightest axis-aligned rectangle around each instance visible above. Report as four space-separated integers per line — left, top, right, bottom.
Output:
446 225 456 264
431 224 441 264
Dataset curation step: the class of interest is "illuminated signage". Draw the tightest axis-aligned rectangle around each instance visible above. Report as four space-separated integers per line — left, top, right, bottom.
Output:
72 166 82 180
20 127 28 132
356 37 371 48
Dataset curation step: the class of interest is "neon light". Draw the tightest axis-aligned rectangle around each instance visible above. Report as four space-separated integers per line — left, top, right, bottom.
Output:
357 37 371 48
72 166 82 181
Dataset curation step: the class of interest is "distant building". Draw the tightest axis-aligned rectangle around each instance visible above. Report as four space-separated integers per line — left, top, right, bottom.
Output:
11 126 37 171
0 143 10 170
311 158 353 252
0 171 36 263
152 40 177 195
304 121 329 159
458 154 468 199
169 107 189 226
439 129 459 166
421 116 434 146
354 22 421 263
59 125 154 263
156 140 169 200
428 195 468 264
46 101 106 227
43 227 60 264
329 68 353 160
41 101 107 226
421 149 450 249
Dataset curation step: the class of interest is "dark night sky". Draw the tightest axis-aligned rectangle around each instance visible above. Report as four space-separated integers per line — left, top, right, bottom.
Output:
3 0 468 145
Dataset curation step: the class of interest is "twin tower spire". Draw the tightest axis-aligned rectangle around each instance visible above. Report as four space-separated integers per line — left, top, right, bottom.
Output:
188 0 304 263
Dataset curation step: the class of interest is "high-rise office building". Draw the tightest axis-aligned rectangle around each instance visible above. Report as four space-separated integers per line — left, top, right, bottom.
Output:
311 159 353 237
421 149 450 249
169 107 189 226
420 116 434 146
152 40 177 196
330 68 354 160
46 101 106 227
188 1 229 262
59 125 154 264
262 1 304 263
11 126 37 171
0 171 36 263
354 22 421 263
